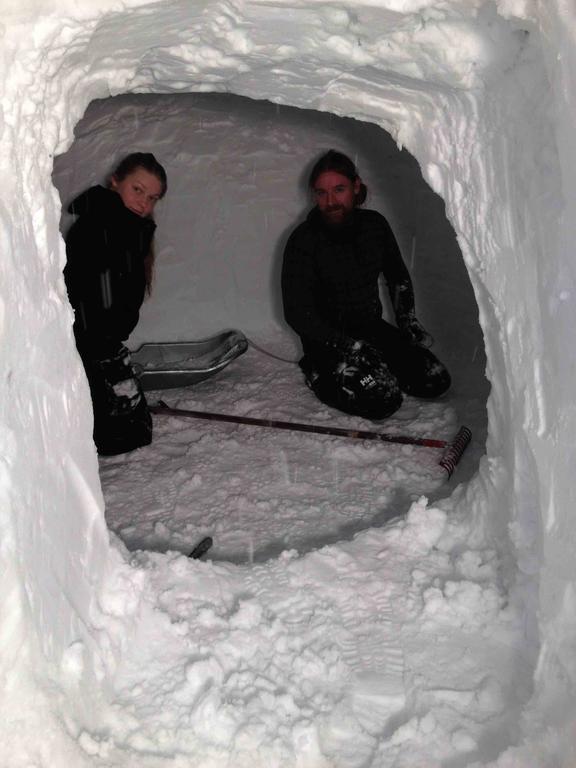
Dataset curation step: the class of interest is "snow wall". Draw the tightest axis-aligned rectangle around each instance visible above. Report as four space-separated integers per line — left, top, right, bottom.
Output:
1 0 576 763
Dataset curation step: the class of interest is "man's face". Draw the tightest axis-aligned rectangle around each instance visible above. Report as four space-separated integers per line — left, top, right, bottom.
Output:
312 171 360 225
111 167 163 218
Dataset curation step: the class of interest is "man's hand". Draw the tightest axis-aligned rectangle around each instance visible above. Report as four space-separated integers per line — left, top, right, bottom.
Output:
342 339 386 371
397 315 434 348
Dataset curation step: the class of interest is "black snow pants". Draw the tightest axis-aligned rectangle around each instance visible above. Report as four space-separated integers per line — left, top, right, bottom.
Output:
79 343 152 456
300 320 451 420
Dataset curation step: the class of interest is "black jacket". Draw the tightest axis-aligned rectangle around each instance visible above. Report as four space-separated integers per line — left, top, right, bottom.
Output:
64 186 156 357
281 207 415 352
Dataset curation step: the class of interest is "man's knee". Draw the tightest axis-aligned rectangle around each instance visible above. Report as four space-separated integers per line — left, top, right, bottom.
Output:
401 357 451 399
306 359 403 420
347 387 403 419
322 383 403 420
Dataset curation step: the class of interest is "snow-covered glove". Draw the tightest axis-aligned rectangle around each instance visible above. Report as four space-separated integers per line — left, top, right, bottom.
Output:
397 314 434 348
342 339 385 370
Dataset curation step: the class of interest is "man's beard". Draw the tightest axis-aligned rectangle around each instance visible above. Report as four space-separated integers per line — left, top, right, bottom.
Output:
320 205 354 227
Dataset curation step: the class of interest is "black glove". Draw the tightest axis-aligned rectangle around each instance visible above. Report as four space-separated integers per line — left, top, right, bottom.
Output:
342 339 386 371
397 314 434 348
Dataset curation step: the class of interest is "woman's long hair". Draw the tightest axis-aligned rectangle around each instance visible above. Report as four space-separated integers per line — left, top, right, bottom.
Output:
308 150 368 206
111 152 168 294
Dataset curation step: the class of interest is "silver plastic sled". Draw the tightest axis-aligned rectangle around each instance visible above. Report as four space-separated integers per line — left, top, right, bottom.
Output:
131 330 248 391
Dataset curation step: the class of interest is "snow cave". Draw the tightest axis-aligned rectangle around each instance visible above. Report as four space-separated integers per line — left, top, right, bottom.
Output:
52 91 490 561
2 1 576 766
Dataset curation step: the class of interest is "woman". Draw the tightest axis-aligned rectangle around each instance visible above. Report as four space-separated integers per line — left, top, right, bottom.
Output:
64 152 167 455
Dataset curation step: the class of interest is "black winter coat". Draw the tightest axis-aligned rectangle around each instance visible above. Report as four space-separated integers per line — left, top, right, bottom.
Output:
64 186 156 357
281 207 416 352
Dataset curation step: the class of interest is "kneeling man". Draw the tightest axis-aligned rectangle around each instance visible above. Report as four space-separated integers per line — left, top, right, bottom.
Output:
281 150 450 420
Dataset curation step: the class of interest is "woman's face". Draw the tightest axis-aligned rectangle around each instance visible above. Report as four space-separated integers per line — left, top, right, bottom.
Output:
111 167 164 218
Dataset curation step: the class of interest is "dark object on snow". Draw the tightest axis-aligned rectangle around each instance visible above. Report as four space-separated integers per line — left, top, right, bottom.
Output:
189 536 213 560
299 327 450 421
281 207 450 419
131 331 248 391
84 344 152 456
64 186 156 455
150 400 471 477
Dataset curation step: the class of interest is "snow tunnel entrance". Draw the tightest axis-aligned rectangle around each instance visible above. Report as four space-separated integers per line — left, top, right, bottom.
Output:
12 0 576 761
53 92 489 563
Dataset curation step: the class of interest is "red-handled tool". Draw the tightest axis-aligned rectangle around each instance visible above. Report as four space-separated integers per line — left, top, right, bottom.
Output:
151 401 471 478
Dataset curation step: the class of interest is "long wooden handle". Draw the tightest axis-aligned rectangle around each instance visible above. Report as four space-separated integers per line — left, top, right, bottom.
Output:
150 401 448 448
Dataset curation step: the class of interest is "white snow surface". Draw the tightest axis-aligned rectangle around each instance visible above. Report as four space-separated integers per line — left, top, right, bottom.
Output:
79 499 529 767
100 337 483 563
3 0 576 766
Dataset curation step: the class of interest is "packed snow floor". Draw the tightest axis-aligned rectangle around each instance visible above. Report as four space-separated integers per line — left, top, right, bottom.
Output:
101 334 485 563
86 336 532 766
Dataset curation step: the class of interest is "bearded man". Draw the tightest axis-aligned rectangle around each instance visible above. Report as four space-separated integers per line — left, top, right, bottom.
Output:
281 150 450 419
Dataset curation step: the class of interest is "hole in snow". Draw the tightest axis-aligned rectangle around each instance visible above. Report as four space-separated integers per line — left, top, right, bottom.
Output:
53 92 489 563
